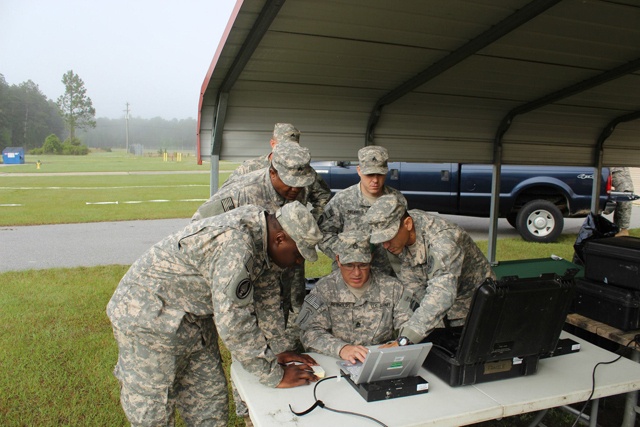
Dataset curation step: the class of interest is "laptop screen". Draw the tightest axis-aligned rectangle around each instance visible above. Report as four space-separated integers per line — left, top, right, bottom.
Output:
456 273 575 365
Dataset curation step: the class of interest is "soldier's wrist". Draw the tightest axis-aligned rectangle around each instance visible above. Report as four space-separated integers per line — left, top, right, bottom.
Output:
399 327 422 346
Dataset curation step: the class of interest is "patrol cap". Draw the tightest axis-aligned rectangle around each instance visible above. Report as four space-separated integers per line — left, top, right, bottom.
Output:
336 230 372 265
273 123 300 144
358 146 389 175
276 201 322 262
365 194 407 244
271 142 315 188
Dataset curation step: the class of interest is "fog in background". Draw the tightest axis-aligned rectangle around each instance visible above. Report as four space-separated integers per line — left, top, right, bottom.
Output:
0 0 236 120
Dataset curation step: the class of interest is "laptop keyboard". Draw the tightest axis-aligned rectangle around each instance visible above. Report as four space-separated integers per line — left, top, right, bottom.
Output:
342 362 363 378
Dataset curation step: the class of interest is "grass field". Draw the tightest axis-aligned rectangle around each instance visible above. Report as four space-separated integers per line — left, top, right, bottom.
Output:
0 151 236 173
1 152 637 427
0 152 240 226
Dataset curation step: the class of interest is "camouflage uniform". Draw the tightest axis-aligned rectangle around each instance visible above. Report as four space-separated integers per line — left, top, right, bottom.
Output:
192 167 295 223
366 195 495 345
297 231 413 358
107 203 321 426
611 167 634 229
224 123 331 222
318 146 406 274
222 130 332 346
227 153 271 183
195 142 318 419
191 142 316 353
226 153 331 221
192 141 315 223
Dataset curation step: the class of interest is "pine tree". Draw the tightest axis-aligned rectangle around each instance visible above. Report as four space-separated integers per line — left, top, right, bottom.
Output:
56 70 96 141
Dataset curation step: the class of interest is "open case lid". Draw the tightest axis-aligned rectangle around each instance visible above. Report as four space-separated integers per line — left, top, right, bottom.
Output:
458 273 576 365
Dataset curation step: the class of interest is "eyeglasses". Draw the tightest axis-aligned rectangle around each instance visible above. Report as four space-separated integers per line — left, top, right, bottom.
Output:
341 263 371 271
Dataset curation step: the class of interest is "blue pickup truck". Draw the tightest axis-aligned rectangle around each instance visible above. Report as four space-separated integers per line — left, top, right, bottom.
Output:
312 161 613 243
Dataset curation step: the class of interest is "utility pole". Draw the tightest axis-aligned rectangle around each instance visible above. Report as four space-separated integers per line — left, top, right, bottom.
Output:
23 104 29 148
124 102 130 154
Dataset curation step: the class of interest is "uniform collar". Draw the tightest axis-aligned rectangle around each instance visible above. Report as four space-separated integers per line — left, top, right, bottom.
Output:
264 168 287 208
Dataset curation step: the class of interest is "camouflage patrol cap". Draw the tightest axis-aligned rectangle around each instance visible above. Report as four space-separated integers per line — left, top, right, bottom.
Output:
273 123 300 144
336 230 372 265
271 142 315 188
365 194 407 244
358 145 389 175
276 201 322 262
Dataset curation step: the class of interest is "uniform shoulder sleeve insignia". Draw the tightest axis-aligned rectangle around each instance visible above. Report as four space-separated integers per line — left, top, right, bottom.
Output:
220 197 235 212
225 259 254 307
197 197 236 219
295 293 325 329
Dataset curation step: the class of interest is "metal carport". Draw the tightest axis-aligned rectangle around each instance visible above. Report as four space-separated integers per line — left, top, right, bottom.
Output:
197 0 640 262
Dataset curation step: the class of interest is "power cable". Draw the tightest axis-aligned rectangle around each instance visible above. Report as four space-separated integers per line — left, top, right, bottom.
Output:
289 375 389 427
570 334 640 427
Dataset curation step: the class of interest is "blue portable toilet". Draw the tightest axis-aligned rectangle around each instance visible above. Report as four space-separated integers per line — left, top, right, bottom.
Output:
2 147 25 164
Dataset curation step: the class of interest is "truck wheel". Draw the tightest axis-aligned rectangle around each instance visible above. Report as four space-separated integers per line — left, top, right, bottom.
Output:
515 200 564 243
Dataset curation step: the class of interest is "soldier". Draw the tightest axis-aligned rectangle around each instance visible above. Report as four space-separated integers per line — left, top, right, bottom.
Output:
192 141 315 223
318 145 406 275
611 167 635 237
216 123 331 345
190 140 316 344
223 122 331 222
297 230 413 364
107 202 322 427
190 141 316 421
364 194 495 346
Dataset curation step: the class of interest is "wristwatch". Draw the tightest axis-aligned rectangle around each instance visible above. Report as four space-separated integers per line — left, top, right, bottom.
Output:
396 336 412 346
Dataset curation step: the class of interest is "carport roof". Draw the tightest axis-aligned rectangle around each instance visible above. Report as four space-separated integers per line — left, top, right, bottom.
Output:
198 0 640 167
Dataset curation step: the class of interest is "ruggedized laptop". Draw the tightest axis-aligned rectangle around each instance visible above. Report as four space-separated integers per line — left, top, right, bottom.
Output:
337 342 433 401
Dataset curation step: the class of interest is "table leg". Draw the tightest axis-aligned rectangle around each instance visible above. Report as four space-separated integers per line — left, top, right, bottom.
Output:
526 409 548 427
621 350 640 427
589 398 598 427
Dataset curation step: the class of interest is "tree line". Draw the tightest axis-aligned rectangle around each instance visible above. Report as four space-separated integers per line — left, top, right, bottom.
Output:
1 73 197 155
0 74 65 152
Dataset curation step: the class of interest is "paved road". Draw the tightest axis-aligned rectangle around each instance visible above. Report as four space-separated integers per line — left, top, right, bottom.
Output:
0 218 189 272
3 167 638 273
2 208 637 273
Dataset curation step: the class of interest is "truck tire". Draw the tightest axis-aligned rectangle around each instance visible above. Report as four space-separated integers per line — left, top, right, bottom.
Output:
515 200 564 243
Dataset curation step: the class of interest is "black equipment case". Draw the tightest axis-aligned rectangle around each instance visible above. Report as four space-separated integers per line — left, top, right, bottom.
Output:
424 274 575 386
573 277 640 331
583 236 640 290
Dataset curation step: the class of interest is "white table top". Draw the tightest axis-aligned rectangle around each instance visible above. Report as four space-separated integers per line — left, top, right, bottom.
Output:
231 332 640 427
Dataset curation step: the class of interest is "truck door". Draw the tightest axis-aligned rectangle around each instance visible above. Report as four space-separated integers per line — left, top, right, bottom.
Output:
457 164 495 216
395 162 455 212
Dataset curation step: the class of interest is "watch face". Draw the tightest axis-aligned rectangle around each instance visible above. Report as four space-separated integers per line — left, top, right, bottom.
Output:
398 337 408 346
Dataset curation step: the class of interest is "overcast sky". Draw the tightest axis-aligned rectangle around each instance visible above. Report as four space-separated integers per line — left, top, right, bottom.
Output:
0 0 236 120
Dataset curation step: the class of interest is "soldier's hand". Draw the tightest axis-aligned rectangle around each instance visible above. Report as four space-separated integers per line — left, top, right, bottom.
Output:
339 344 369 364
276 351 317 366
276 363 318 388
